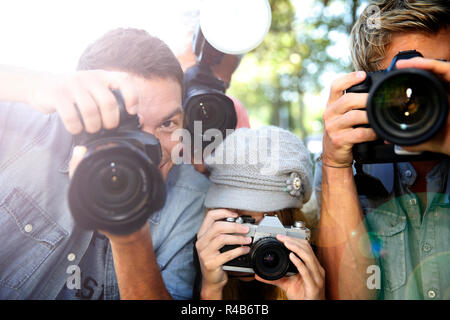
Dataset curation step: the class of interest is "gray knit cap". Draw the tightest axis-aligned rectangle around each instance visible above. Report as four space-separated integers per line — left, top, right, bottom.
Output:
204 126 312 212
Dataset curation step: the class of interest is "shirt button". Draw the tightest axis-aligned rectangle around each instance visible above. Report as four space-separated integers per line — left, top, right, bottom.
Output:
427 289 436 299
24 224 33 233
67 253 76 262
423 243 432 252
404 170 412 177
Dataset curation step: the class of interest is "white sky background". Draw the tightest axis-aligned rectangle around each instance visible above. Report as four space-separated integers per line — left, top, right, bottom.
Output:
0 0 201 72
0 0 350 74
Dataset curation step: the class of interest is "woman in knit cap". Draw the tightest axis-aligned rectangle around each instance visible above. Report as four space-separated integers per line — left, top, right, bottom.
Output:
194 126 324 300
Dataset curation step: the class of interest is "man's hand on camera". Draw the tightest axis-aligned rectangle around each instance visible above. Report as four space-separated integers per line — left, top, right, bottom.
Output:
396 58 450 156
27 70 139 134
322 71 377 167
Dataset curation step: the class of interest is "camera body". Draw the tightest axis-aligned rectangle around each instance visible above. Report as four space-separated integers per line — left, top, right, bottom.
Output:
68 90 166 235
220 215 310 280
347 50 448 164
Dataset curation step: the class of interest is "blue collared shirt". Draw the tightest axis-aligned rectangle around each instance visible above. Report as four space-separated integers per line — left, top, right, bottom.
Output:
314 158 450 300
0 101 209 299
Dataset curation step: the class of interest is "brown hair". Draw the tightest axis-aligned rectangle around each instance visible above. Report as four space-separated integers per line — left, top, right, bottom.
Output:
350 0 450 72
77 28 184 87
221 207 310 300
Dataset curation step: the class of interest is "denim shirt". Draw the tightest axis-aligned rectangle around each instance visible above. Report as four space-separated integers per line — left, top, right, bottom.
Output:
314 158 449 300
360 160 449 300
0 101 209 299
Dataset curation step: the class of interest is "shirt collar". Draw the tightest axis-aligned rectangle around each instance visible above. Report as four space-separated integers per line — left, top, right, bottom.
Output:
362 158 450 195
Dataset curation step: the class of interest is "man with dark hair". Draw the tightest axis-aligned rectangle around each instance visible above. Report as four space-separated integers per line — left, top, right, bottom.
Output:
0 28 209 299
317 0 449 300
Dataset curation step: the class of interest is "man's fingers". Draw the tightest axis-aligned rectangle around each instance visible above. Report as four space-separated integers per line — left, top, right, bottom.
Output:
88 84 121 130
108 72 139 115
57 98 84 135
345 127 378 144
69 82 103 133
396 57 450 83
326 109 369 132
328 71 366 104
332 93 369 116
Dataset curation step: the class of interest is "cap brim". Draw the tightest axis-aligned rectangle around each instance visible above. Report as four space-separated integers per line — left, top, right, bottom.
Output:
204 183 301 212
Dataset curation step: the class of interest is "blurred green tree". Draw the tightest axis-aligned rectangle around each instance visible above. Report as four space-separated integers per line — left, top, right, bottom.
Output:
228 0 367 143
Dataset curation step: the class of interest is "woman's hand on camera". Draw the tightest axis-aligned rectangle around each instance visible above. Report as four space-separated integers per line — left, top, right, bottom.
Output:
27 70 139 135
322 71 377 167
255 235 325 300
396 58 450 156
196 209 252 299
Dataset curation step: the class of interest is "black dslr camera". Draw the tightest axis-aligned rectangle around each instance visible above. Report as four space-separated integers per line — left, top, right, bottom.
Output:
220 215 310 281
183 26 238 158
347 50 448 164
68 90 166 235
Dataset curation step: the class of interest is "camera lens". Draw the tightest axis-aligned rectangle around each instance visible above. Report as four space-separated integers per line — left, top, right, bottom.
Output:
368 69 448 146
68 141 166 234
250 237 290 280
262 251 279 268
186 93 237 134
93 160 142 213
190 95 226 130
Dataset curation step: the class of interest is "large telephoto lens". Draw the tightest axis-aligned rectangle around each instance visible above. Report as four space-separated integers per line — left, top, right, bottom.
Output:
250 237 290 280
68 141 166 235
367 69 448 146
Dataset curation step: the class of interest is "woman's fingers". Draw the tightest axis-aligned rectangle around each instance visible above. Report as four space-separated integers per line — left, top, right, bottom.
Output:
197 209 238 238
200 246 250 273
202 234 252 256
277 235 325 285
197 218 249 251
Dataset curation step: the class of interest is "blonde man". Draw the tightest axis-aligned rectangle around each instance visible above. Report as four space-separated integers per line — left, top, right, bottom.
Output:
317 0 449 300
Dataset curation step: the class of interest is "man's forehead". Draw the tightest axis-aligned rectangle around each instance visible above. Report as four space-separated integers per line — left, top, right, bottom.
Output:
134 77 182 117
382 30 450 68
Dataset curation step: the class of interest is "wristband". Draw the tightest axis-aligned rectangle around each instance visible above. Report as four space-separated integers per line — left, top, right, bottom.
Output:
317 154 353 168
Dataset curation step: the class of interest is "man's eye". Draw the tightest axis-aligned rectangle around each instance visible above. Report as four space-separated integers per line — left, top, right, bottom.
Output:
161 120 177 130
162 120 173 127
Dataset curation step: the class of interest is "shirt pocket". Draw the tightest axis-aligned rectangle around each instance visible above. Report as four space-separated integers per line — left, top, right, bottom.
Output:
365 208 407 292
0 188 68 289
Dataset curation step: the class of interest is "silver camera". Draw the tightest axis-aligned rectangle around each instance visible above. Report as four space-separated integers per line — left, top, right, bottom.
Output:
220 215 310 280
